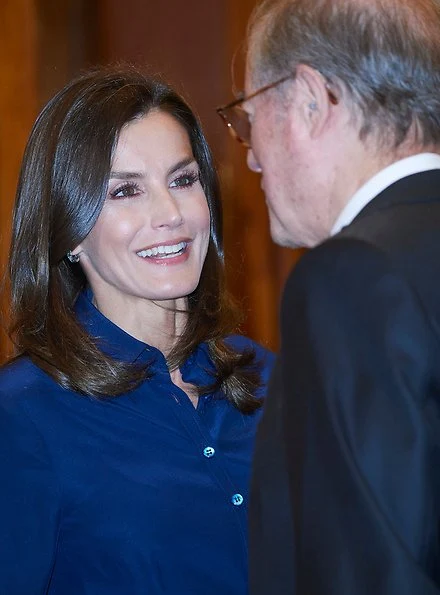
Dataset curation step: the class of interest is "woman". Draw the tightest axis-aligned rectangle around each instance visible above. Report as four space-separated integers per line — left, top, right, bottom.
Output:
0 67 274 594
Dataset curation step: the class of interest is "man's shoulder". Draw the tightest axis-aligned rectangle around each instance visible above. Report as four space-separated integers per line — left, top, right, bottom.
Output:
281 232 439 335
285 236 388 291
280 236 411 327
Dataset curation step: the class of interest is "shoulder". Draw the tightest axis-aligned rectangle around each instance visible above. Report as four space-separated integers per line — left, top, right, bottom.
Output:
281 237 401 337
281 237 431 344
0 356 64 417
0 356 53 392
224 334 275 378
293 236 389 276
225 333 274 358
284 236 393 304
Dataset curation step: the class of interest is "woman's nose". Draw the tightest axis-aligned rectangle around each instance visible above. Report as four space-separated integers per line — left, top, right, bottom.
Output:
150 192 184 229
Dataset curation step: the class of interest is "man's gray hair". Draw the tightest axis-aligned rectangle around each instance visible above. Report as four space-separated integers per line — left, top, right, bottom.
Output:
247 0 440 147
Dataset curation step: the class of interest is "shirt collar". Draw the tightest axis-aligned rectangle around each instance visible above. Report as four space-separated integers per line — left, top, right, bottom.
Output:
331 152 440 235
74 287 156 364
74 288 217 386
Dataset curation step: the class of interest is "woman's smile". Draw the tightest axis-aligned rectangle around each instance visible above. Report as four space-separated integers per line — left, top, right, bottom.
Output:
72 110 211 320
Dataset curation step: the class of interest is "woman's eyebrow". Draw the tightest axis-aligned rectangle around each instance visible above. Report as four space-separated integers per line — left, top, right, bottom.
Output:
109 157 196 181
167 157 197 176
109 171 144 180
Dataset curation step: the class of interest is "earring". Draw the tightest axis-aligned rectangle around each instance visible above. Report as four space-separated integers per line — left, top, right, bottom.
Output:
309 101 318 111
66 251 80 263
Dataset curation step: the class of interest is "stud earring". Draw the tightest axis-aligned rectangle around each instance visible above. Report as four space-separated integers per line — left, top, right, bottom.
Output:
309 101 318 111
66 251 80 263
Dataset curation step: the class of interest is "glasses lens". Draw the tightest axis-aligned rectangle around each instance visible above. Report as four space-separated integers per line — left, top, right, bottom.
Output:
222 106 251 147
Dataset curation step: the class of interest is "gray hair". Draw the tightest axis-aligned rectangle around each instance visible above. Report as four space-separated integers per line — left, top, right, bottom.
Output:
247 0 440 147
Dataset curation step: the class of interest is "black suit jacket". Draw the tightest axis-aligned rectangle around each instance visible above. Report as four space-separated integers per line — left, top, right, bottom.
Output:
250 170 440 594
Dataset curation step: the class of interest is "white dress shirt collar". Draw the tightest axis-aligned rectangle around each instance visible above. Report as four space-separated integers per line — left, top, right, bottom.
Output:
331 153 440 235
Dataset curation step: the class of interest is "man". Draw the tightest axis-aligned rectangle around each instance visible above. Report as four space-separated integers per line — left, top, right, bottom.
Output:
216 0 440 593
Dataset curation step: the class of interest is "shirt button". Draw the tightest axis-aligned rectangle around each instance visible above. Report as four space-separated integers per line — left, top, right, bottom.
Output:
203 446 215 458
231 493 244 506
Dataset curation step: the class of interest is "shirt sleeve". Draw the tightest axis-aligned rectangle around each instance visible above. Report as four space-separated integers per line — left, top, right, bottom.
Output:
0 389 60 594
278 238 440 594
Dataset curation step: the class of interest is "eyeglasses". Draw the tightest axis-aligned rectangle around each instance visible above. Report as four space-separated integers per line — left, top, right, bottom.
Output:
216 74 338 148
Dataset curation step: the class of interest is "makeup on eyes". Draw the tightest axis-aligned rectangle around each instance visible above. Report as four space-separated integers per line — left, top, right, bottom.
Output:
108 159 201 199
169 169 200 189
110 181 142 199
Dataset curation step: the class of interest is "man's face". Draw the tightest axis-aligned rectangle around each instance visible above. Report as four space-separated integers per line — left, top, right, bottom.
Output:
243 61 335 249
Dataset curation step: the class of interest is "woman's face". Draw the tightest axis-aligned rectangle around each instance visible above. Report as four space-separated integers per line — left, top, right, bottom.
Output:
73 110 211 311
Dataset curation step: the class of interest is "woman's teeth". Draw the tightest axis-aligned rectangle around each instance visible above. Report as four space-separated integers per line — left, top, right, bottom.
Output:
137 241 187 258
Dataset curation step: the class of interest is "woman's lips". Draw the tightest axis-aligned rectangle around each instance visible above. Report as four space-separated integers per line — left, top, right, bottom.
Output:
136 240 190 264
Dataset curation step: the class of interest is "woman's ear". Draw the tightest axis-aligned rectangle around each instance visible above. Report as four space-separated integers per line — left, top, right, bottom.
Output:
66 245 82 263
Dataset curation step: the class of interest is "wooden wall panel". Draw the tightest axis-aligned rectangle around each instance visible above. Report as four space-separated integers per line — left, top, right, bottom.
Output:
37 0 98 106
0 0 93 362
0 0 38 360
95 0 228 163
94 0 301 351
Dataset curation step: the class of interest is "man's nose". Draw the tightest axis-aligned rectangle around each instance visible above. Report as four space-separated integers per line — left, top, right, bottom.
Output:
246 148 262 173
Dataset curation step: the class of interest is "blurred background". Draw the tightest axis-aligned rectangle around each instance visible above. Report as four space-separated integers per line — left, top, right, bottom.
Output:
0 0 302 361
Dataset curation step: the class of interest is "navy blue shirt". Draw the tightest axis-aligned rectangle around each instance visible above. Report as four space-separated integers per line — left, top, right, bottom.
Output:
0 291 274 594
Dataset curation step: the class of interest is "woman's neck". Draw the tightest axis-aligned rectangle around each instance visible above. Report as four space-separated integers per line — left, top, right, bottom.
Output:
91 290 188 356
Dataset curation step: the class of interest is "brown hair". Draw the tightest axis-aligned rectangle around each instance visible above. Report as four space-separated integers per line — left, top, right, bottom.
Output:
247 0 440 147
9 66 262 413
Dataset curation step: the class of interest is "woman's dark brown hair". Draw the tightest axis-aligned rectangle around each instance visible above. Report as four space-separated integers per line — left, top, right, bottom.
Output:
9 66 262 413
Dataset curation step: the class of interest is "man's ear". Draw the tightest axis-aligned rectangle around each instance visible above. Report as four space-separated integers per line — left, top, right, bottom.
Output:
293 64 334 138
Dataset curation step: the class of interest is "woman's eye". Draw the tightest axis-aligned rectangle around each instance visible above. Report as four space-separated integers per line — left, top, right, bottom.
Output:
170 171 200 189
110 182 141 199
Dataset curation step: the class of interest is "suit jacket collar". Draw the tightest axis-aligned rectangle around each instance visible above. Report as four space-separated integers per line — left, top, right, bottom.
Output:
350 169 440 224
332 154 440 234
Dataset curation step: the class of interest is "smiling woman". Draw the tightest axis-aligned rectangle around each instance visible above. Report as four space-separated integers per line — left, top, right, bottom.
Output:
73 112 212 344
0 66 274 595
